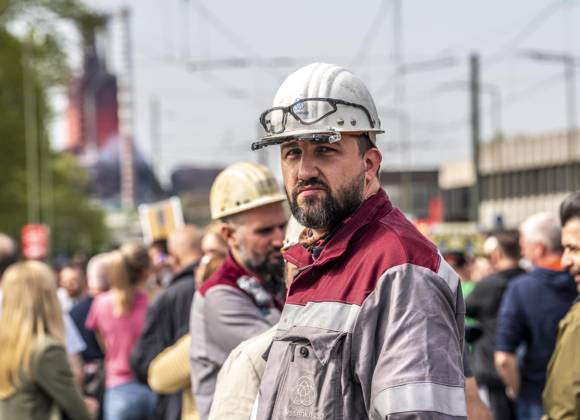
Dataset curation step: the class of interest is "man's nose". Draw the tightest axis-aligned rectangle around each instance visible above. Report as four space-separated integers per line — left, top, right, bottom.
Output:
297 154 319 180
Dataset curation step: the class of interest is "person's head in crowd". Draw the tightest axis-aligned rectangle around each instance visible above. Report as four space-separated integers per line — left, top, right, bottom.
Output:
195 254 227 289
168 225 204 273
470 255 494 282
443 251 472 282
487 230 521 272
519 212 563 268
0 233 17 281
109 242 150 316
211 162 288 281
148 238 172 288
86 252 113 295
201 222 228 260
560 191 580 292
195 223 228 288
148 239 170 270
59 262 87 300
0 261 64 395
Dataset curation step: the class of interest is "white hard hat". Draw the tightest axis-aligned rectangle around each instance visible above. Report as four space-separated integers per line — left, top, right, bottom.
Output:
210 162 286 220
252 62 384 150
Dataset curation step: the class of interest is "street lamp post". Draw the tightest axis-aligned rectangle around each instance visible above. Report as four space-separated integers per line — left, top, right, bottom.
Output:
519 49 580 191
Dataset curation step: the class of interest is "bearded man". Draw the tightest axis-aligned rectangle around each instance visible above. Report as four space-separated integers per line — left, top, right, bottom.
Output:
250 63 467 419
189 162 287 420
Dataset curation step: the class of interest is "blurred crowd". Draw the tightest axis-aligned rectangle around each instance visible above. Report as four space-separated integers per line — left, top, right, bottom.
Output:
0 188 578 420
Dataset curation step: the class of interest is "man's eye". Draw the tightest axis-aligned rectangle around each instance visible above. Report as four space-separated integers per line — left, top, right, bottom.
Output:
317 146 335 154
256 228 274 236
284 148 301 158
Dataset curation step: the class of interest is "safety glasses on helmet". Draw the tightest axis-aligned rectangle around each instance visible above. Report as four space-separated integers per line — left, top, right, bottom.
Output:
259 97 377 136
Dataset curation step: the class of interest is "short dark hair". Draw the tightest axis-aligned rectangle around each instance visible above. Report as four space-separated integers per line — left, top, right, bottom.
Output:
150 238 168 255
560 190 580 226
356 134 375 156
494 230 520 261
356 134 380 176
60 261 85 274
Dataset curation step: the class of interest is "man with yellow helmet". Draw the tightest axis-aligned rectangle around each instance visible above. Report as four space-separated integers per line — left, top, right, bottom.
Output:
189 162 287 420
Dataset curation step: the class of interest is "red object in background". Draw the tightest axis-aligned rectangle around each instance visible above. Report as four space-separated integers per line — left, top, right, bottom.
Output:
21 224 50 260
428 197 443 223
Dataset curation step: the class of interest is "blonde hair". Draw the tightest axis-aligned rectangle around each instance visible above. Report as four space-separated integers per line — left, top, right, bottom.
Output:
110 242 150 316
0 261 64 396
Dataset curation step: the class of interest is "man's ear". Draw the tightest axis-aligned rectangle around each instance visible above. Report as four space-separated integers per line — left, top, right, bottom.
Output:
221 223 238 249
364 148 382 181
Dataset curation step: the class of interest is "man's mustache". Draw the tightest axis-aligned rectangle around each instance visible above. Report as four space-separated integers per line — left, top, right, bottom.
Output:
293 178 330 199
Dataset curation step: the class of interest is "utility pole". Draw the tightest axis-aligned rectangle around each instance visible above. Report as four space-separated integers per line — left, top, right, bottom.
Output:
436 81 502 140
391 0 412 213
149 96 161 179
469 53 481 224
22 35 41 224
181 0 191 61
519 49 579 191
118 7 135 210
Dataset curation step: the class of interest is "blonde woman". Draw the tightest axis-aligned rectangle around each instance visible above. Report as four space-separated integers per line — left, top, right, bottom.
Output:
0 261 94 420
86 243 156 420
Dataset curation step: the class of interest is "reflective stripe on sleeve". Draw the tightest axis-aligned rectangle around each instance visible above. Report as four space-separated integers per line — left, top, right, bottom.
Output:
372 382 467 418
436 256 460 294
278 301 360 333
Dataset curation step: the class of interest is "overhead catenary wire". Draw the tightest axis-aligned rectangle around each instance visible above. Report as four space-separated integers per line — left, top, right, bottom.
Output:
348 0 391 69
190 1 284 79
483 0 571 67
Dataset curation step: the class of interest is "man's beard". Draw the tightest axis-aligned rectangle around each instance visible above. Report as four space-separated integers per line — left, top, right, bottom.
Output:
288 172 365 230
239 243 284 280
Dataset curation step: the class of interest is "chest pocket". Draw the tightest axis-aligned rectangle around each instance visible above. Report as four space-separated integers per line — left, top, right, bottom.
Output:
267 328 346 420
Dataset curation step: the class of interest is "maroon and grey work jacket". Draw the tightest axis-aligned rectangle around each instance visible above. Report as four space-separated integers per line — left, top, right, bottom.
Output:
254 189 466 419
190 255 283 420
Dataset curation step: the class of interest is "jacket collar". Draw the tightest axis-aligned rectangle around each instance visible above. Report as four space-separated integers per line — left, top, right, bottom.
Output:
284 189 393 270
199 253 252 294
170 261 199 286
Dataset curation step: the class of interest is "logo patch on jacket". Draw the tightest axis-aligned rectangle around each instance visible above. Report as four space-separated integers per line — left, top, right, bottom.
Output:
291 376 315 407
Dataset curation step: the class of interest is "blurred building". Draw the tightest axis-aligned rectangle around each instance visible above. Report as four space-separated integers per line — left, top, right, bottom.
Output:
171 166 224 225
439 161 474 223
380 170 441 222
440 130 580 229
66 33 165 206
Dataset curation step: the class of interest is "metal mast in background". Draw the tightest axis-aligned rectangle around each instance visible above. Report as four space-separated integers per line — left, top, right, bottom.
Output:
118 7 136 210
470 53 481 224
520 49 579 191
22 35 41 224
149 96 161 179
391 0 412 213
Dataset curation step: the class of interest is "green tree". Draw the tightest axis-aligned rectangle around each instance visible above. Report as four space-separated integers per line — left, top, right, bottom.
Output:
0 26 109 257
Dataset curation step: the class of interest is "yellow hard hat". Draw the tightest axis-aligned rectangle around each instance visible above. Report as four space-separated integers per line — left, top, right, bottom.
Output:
210 162 287 220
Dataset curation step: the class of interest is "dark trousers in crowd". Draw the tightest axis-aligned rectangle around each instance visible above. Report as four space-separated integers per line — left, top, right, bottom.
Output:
516 399 544 420
480 384 517 420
